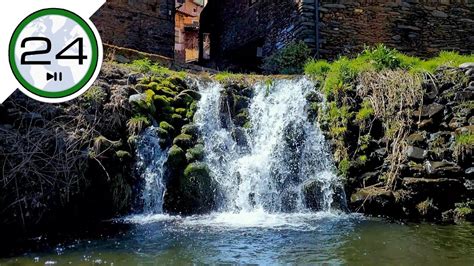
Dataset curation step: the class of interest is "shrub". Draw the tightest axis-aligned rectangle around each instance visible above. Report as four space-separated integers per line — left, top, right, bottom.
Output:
262 41 312 74
361 44 402 70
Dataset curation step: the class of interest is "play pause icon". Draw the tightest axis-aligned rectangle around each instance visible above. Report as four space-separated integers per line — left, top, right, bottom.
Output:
46 72 62 82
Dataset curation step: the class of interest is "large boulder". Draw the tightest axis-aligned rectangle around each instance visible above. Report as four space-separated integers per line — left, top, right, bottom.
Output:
173 134 194 149
303 179 347 211
180 162 216 214
350 186 400 216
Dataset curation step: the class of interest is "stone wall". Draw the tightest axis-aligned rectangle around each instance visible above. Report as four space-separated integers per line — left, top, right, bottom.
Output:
200 0 316 71
200 0 473 69
319 0 474 59
92 0 175 58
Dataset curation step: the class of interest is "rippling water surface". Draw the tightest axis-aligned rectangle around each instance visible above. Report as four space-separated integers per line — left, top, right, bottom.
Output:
1 212 473 265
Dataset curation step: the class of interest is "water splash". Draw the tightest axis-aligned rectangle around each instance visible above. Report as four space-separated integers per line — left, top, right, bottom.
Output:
135 126 169 214
195 78 343 213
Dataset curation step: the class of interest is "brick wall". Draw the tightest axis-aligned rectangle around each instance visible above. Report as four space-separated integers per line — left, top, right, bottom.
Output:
92 0 175 58
319 0 474 59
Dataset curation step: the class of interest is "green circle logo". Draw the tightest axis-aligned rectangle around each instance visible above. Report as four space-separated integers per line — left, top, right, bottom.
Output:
9 8 99 99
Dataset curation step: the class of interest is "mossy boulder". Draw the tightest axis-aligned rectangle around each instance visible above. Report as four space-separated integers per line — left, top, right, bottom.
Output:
159 121 175 134
175 108 187 117
174 92 195 108
166 145 186 170
155 127 170 139
187 101 198 120
155 86 178 98
186 144 205 163
180 162 215 214
153 95 172 109
171 113 185 128
173 134 194 149
181 124 200 139
180 89 201 100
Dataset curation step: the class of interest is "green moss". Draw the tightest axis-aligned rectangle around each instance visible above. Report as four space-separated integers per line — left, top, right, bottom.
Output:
356 100 374 123
81 86 107 105
175 108 187 117
173 134 194 149
184 162 211 181
128 58 173 75
167 145 186 169
153 94 172 108
181 124 199 138
159 121 175 134
155 86 178 98
338 158 351 177
156 127 170 139
186 144 205 163
455 132 474 146
187 101 198 120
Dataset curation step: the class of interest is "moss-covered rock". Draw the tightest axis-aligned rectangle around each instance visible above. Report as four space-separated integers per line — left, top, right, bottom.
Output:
153 95 172 109
181 124 200 139
174 92 195 108
173 134 194 149
180 162 215 213
156 127 170 139
171 113 185 128
175 108 187 117
159 121 175 134
155 86 177 97
186 144 205 163
166 145 186 170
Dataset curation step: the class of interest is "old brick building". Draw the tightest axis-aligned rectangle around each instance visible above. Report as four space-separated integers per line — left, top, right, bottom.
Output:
175 0 207 63
92 0 176 58
200 0 474 70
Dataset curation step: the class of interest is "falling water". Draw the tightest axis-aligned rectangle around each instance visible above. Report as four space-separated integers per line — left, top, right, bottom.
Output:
195 78 343 213
135 126 169 214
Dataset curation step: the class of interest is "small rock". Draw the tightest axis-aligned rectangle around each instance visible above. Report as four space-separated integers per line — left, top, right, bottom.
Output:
129 93 145 104
466 167 474 179
418 119 434 130
406 146 427 161
414 103 444 118
459 62 474 69
407 132 426 146
424 161 462 178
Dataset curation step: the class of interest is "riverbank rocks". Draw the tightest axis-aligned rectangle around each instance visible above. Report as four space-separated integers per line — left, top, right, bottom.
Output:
321 65 474 222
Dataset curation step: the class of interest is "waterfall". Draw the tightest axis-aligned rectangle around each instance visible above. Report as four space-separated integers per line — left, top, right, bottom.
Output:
195 78 343 214
135 127 169 214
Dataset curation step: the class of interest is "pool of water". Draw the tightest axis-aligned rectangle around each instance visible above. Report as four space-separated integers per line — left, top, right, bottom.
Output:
1 211 473 265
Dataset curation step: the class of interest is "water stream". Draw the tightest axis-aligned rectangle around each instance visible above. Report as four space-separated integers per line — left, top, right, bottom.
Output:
1 79 472 265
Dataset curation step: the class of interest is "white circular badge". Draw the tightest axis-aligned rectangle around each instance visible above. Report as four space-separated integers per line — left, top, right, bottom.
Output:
9 8 101 101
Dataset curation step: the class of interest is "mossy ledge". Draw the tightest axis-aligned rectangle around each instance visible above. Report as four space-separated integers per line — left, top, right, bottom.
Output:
304 46 474 222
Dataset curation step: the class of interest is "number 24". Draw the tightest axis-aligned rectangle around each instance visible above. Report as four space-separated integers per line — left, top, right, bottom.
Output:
20 37 87 65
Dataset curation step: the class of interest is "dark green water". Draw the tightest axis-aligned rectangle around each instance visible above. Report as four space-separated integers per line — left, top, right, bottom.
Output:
0 212 473 265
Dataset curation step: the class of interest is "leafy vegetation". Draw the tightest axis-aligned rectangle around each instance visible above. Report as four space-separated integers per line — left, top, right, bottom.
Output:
263 41 312 74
